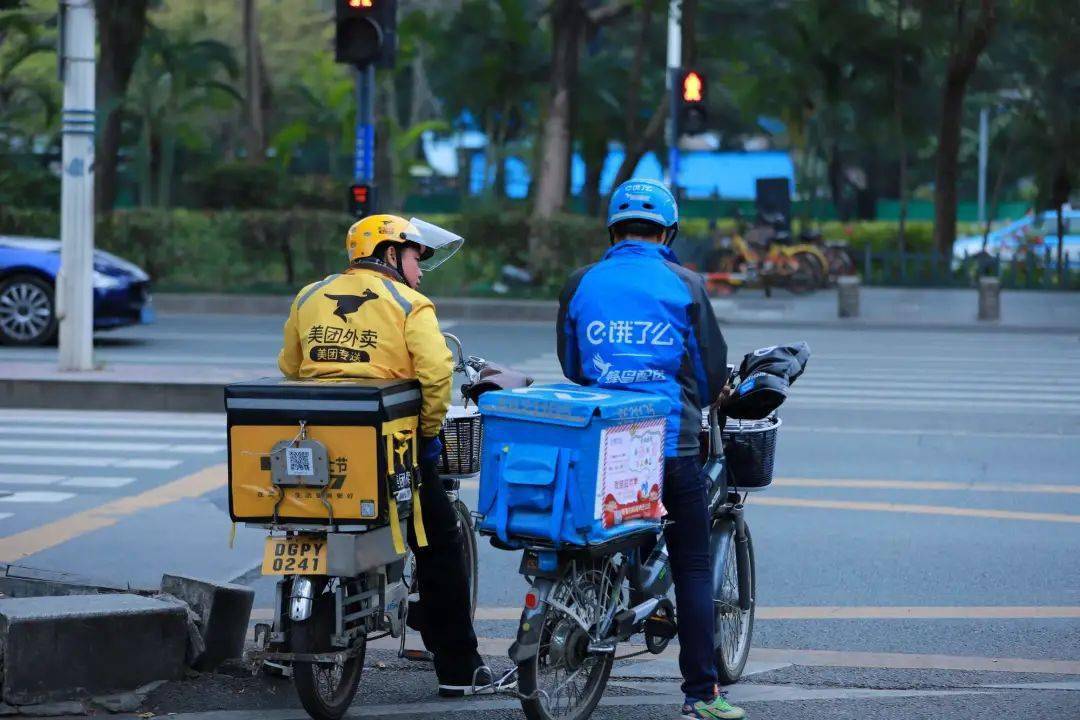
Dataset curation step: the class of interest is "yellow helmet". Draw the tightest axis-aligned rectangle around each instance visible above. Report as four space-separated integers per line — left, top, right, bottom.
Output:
345 214 423 264
345 214 464 270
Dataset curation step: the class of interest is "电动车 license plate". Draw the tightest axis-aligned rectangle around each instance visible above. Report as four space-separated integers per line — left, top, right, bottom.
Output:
262 536 328 575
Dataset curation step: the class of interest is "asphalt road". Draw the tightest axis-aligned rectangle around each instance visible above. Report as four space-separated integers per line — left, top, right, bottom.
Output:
0 313 1077 719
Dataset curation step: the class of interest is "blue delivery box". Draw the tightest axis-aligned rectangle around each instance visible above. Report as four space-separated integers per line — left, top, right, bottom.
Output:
476 384 670 547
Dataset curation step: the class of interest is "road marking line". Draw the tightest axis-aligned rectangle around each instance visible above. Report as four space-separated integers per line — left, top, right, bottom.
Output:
0 412 222 427
0 491 76 503
0 454 114 467
783 426 1080 440
0 463 225 561
459 478 1080 496
0 426 223 440
60 476 137 489
0 439 221 454
754 496 1080 523
0 473 65 485
115 459 182 469
774 477 1080 495
373 635 1080 676
248 605 1080 622
0 514 11 520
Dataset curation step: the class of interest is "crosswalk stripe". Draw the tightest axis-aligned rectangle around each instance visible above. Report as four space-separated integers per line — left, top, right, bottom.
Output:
0 411 222 426
0 439 223 454
0 425 223 440
0 491 76 503
0 474 65 485
60 476 137 489
0 454 181 469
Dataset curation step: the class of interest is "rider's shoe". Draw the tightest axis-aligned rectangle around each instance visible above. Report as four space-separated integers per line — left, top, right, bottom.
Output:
437 662 495 697
680 693 745 720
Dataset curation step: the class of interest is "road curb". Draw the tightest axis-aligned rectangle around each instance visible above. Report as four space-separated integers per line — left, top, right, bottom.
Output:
153 293 1079 334
0 377 224 412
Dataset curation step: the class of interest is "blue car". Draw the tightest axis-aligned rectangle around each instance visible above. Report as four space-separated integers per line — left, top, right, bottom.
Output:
0 235 154 346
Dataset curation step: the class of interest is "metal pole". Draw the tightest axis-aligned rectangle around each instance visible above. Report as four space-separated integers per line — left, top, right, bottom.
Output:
58 0 95 371
353 64 376 188
665 0 681 191
977 106 989 223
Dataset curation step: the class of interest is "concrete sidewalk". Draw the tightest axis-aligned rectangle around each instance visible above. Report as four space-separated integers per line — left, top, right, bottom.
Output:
154 287 1080 333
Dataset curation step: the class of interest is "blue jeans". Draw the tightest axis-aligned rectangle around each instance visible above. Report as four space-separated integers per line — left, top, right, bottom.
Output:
663 455 717 701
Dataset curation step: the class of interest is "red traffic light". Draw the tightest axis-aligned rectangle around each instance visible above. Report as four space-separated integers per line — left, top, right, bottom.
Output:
348 183 375 217
682 71 704 103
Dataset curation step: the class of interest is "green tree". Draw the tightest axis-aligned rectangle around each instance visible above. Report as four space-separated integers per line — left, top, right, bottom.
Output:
125 21 241 206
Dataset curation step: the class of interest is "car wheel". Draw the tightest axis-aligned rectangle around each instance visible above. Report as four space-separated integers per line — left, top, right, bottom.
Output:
0 274 58 346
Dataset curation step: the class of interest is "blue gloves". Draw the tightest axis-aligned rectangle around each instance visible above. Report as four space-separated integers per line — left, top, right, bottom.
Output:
419 435 443 465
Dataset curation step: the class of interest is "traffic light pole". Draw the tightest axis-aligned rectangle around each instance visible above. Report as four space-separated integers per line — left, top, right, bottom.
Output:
58 0 96 371
354 64 376 187
665 0 682 194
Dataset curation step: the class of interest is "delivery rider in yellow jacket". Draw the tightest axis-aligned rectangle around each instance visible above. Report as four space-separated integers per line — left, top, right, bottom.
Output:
279 215 493 696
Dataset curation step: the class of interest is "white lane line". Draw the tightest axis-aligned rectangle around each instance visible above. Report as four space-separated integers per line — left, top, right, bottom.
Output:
0 455 115 467
0 426 223 440
0 413 223 428
60 476 137 489
0 491 76 503
0 439 223 454
169 444 226 454
0 513 12 520
114 459 182 469
0 474 65 485
0 454 181 470
782 426 1080 440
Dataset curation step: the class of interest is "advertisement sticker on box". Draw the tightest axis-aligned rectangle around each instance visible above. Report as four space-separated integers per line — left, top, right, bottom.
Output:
595 418 666 528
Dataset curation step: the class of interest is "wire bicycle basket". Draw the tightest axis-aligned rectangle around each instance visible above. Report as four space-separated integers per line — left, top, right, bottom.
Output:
438 406 483 476
722 415 781 490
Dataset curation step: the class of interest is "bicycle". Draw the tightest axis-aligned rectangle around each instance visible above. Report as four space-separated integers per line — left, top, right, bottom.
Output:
704 219 827 296
482 365 788 720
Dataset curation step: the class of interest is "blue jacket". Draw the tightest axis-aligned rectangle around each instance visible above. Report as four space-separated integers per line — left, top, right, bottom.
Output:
557 240 729 457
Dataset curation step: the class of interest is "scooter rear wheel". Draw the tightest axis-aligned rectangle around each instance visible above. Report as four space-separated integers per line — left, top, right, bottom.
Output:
292 582 365 720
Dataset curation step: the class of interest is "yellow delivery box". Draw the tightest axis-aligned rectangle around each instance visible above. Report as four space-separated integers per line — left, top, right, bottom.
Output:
225 377 421 525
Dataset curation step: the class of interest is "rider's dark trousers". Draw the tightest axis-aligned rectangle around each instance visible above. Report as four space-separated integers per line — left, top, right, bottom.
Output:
407 460 481 682
663 455 719 700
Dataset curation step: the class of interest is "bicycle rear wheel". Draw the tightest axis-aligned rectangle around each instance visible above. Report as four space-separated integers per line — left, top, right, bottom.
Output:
711 521 755 684
517 556 622 720
453 499 480 616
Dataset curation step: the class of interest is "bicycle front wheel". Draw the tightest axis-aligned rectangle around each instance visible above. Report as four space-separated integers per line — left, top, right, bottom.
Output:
712 521 755 684
517 556 621 720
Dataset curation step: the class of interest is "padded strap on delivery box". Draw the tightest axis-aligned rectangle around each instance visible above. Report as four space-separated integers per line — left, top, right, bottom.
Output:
563 454 593 532
388 498 406 554
412 481 428 548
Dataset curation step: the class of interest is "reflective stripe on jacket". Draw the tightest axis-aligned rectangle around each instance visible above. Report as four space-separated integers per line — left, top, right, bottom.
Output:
557 240 729 457
278 267 452 438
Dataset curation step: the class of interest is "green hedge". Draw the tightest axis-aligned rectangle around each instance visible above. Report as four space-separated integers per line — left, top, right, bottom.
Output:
0 206 984 296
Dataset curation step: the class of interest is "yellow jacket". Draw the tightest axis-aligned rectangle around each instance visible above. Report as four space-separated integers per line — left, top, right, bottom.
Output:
278 267 453 437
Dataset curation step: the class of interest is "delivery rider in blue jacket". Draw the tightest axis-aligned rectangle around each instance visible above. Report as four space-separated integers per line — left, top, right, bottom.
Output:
557 179 743 720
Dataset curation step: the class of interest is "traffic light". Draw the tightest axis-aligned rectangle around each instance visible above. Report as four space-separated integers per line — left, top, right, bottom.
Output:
348 182 375 218
676 69 708 136
335 0 397 69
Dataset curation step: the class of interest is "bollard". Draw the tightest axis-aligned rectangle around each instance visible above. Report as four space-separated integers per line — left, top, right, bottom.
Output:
837 275 860 318
978 275 1001 321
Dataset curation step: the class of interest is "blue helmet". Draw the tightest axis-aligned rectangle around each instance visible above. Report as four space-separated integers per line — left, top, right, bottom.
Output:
607 178 678 228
